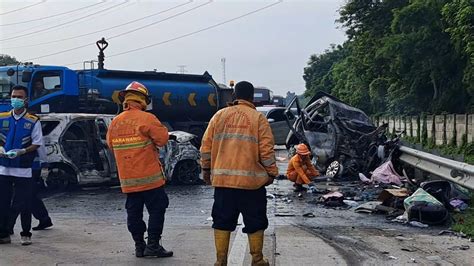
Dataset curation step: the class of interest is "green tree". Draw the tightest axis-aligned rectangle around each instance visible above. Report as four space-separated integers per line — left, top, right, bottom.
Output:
303 0 472 115
0 54 20 66
442 0 474 111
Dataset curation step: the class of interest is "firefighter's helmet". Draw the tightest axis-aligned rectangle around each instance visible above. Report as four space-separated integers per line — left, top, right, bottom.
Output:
296 143 311 156
118 81 151 104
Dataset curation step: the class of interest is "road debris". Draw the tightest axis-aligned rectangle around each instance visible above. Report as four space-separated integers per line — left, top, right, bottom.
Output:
302 212 316 218
409 221 429 228
448 245 470 251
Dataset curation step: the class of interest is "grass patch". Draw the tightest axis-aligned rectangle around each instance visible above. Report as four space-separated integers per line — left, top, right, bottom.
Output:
452 194 474 238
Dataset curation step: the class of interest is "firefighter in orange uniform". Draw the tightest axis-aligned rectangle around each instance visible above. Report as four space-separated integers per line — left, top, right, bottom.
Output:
106 81 173 258
200 81 278 266
287 144 320 192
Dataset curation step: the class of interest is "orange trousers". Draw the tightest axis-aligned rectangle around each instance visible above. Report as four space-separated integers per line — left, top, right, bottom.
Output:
287 169 318 185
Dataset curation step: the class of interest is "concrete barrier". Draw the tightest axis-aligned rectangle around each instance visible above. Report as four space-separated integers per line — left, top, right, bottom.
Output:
455 114 467 146
412 116 419 140
469 114 473 144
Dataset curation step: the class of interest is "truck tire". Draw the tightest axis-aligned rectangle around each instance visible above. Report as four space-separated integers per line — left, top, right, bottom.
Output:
172 159 201 185
46 164 78 191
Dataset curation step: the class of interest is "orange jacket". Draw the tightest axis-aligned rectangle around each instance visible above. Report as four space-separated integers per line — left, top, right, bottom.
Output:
200 100 279 190
286 154 319 184
106 104 168 193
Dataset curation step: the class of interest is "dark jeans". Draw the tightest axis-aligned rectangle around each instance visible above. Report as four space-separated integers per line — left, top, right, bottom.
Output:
0 175 33 237
212 186 268 234
31 169 50 223
9 170 51 233
125 187 169 238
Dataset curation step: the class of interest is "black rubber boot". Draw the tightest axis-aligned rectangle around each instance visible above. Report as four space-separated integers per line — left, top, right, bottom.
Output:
32 218 53 231
293 184 306 192
144 234 173 258
132 234 146 258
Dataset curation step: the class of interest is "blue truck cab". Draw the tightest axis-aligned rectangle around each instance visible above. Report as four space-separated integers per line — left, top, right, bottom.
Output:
0 65 79 113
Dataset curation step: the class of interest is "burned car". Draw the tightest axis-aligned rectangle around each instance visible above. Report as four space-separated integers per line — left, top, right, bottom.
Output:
285 92 388 179
38 113 201 188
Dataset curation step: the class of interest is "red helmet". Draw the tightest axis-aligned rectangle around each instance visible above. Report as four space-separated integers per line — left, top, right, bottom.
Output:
296 144 311 156
118 81 151 104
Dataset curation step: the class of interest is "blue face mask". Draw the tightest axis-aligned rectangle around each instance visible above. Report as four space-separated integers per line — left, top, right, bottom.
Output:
11 98 25 110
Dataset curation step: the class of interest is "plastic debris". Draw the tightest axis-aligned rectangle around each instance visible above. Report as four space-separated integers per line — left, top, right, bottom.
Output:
450 199 468 211
409 221 429 228
343 200 359 208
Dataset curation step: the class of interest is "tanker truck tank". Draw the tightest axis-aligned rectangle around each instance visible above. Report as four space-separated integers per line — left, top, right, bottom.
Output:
77 68 223 122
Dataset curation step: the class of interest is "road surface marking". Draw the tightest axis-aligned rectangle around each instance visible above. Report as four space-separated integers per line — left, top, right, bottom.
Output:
228 214 246 265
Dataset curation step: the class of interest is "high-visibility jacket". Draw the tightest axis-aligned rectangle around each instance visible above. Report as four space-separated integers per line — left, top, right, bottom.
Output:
106 104 168 193
0 111 38 168
286 154 319 184
200 100 278 190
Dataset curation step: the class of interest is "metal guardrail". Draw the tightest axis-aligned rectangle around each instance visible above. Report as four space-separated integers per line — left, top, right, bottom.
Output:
399 145 474 190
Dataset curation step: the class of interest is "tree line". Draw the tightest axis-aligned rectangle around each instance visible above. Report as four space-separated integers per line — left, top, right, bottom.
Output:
303 0 473 116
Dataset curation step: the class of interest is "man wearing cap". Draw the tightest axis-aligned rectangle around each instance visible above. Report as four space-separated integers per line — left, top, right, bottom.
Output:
106 81 173 258
286 143 320 192
200 81 278 266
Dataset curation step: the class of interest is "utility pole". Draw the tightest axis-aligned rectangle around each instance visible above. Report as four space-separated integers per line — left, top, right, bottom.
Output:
177 65 187 74
221 57 226 84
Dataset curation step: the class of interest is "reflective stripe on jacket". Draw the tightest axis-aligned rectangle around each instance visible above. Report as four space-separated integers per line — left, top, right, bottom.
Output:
200 100 278 190
286 154 319 184
0 111 38 168
106 105 168 193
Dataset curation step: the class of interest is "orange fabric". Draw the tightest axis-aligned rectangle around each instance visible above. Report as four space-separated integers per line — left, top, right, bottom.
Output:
106 105 169 193
286 154 319 185
200 100 278 190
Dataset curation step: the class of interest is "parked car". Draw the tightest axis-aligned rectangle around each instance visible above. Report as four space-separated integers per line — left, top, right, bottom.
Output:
38 113 201 188
285 92 388 179
256 106 297 145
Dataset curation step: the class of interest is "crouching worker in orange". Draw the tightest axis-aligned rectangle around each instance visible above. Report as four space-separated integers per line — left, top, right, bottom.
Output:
287 144 319 192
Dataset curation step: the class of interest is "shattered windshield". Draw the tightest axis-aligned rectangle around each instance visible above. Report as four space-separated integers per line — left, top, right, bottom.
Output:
328 99 371 125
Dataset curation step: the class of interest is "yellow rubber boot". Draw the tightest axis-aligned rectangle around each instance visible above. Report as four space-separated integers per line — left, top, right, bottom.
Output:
248 230 269 266
214 229 231 266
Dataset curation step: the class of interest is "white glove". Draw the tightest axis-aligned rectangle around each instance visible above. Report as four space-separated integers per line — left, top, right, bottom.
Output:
5 149 26 159
40 168 49 183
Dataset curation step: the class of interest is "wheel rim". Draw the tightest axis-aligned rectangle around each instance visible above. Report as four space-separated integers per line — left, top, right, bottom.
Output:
326 161 341 177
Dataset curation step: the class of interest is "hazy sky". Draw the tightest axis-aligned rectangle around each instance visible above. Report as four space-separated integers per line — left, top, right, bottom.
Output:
0 0 347 95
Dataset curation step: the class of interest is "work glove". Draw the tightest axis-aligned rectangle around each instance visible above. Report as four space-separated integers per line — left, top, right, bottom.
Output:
0 146 5 157
202 169 211 185
5 149 26 159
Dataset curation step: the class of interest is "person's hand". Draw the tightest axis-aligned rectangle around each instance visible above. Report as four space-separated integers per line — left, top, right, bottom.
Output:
0 146 5 157
265 176 275 186
202 169 211 185
5 149 26 159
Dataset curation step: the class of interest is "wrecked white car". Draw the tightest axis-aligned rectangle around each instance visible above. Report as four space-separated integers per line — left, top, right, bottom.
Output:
285 92 388 179
38 113 201 188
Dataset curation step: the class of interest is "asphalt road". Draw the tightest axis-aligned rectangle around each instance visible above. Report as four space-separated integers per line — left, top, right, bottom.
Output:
1 149 473 265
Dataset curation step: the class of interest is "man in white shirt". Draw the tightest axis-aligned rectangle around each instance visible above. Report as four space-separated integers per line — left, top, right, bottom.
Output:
0 85 43 245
